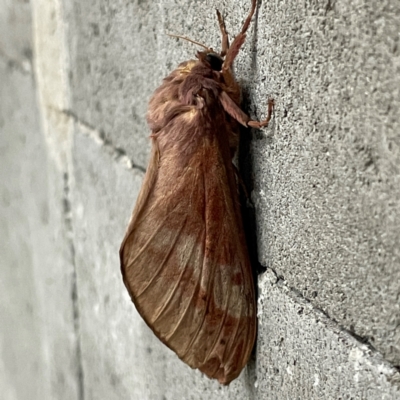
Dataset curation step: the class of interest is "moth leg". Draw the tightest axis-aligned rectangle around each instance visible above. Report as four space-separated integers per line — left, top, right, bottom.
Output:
220 91 274 129
247 99 275 128
222 0 257 71
216 9 229 56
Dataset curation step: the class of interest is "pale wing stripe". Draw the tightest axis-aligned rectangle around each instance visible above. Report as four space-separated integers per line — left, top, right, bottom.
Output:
180 221 226 358
179 155 234 359
151 227 202 324
215 170 251 370
164 229 206 342
136 216 188 299
125 201 180 268
202 209 235 367
178 256 214 358
219 175 255 370
163 165 206 343
223 290 246 368
203 265 232 364
178 161 218 357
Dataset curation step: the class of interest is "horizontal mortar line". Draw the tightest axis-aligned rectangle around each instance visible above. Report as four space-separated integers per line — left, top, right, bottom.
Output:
264 267 400 378
57 108 146 174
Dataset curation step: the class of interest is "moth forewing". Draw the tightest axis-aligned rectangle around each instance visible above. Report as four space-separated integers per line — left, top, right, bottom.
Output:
120 0 273 385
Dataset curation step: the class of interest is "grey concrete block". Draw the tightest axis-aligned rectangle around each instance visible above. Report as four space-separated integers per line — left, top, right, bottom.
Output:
65 0 165 168
0 58 47 400
247 0 400 365
65 0 400 396
0 58 80 399
71 125 158 400
256 270 400 399
3 0 399 397
0 0 32 66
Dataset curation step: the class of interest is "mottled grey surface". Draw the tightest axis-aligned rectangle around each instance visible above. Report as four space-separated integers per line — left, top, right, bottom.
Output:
0 23 80 400
0 54 48 400
1 0 400 399
257 270 400 399
250 0 400 365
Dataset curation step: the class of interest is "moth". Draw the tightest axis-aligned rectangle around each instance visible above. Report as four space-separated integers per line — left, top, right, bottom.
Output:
120 0 273 385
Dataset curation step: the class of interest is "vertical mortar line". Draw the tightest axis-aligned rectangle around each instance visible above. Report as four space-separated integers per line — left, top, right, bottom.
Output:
32 0 86 395
62 171 85 400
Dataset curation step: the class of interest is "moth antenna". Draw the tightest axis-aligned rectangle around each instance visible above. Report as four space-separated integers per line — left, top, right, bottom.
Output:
167 34 209 51
216 9 229 56
222 0 257 71
240 0 257 35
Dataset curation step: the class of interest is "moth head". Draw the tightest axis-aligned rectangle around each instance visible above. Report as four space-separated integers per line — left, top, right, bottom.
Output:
197 51 224 72
167 34 225 72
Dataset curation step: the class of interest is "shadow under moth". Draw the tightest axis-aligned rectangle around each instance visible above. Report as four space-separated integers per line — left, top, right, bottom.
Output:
120 0 273 385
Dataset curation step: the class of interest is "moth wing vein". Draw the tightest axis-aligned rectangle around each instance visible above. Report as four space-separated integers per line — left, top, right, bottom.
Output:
151 226 203 324
164 230 207 343
180 238 227 364
136 215 188 299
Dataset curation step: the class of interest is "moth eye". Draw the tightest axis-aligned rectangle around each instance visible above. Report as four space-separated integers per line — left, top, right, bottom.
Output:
205 53 223 71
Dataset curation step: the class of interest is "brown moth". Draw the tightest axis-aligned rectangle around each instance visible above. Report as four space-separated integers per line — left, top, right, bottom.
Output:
120 0 273 385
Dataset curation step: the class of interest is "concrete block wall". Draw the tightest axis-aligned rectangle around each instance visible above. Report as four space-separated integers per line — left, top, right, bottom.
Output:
1 0 399 398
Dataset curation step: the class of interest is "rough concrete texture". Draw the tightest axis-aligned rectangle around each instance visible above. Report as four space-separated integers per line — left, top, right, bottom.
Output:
0 56 49 400
257 270 400 399
249 0 400 366
1 0 400 399
0 9 80 400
